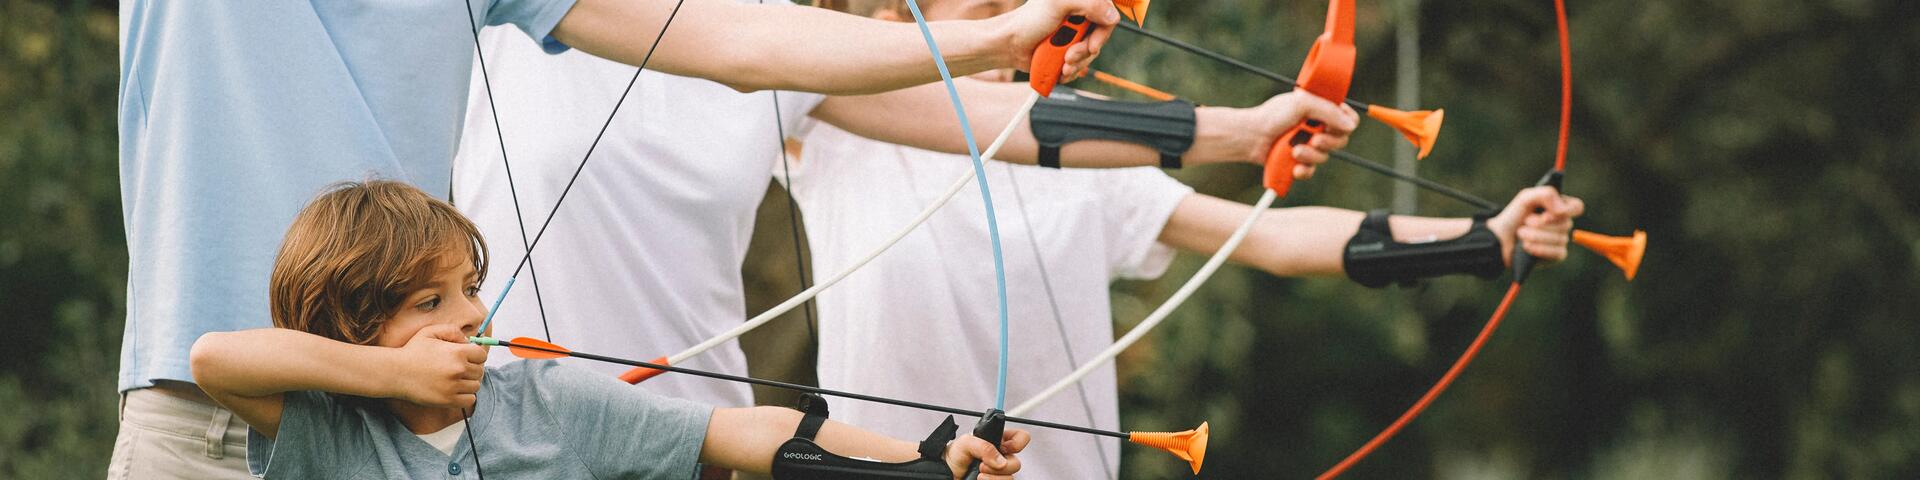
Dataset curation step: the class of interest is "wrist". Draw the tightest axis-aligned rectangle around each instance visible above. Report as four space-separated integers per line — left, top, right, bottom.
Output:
978 17 1023 71
361 346 408 399
1183 106 1256 166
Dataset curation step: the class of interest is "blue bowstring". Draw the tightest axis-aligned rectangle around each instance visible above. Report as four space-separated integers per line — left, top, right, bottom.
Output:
478 276 516 336
900 0 1012 411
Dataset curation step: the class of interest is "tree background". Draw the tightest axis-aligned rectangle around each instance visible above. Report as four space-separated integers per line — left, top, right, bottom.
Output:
3 0 1916 478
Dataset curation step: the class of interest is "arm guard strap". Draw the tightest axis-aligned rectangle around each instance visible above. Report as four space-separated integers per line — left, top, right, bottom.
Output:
770 394 958 479
1029 90 1196 169
1343 209 1506 288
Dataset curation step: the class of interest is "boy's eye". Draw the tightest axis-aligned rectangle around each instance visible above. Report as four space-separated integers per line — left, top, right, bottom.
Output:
416 295 441 311
464 285 481 298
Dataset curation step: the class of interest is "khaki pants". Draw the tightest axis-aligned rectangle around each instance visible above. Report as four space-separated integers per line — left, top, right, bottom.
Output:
107 388 254 479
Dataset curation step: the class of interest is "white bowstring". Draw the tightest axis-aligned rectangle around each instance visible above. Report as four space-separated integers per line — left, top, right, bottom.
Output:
1011 188 1276 416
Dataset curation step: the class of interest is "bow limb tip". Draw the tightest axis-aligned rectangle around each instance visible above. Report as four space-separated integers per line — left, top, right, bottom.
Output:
1129 421 1208 474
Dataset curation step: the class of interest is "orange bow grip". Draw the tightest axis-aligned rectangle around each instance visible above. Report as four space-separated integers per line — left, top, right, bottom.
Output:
1262 0 1355 197
1029 16 1091 96
1263 121 1325 196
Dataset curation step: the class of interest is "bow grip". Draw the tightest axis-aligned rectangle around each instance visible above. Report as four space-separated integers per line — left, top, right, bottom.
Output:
1028 16 1091 96
959 409 1007 480
1263 119 1327 197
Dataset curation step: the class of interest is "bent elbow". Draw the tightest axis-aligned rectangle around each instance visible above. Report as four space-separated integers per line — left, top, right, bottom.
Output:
188 333 228 385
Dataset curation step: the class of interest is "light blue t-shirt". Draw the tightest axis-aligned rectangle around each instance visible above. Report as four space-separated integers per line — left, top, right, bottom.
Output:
117 0 576 391
247 360 712 479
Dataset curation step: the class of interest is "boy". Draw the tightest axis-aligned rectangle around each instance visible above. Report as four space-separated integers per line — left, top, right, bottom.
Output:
189 180 1028 478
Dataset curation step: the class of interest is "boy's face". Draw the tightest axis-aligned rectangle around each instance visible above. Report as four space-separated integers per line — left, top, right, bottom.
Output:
375 250 489 348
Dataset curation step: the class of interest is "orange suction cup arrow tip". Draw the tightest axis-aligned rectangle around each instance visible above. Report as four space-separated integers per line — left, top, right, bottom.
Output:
503 336 570 360
618 358 673 384
1366 106 1444 159
1573 229 1646 281
1112 0 1150 25
1130 422 1208 474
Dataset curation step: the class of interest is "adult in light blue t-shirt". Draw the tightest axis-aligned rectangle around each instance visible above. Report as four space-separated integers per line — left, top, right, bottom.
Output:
111 0 1125 476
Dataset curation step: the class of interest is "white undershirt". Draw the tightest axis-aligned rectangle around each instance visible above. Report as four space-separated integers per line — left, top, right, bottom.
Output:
785 120 1193 479
453 24 823 408
416 422 465 456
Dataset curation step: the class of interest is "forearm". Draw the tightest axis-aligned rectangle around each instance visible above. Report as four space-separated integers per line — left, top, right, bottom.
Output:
817 81 1258 168
555 0 1010 94
1160 195 1473 277
701 406 920 473
190 329 396 400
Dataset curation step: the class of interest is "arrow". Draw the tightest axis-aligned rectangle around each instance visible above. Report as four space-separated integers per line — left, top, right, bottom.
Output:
475 336 1210 474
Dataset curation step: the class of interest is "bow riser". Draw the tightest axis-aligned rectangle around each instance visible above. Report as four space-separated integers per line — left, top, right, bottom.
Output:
1264 0 1358 197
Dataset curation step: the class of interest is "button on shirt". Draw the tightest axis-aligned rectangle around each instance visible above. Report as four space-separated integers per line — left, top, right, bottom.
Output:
116 0 576 391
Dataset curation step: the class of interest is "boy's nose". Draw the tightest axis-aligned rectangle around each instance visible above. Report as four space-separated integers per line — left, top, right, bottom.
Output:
462 297 491 335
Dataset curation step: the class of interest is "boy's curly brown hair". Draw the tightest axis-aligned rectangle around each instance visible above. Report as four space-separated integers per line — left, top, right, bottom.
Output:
269 180 489 345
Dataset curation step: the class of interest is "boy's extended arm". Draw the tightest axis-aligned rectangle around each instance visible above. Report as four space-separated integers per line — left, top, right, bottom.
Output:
700 406 1026 478
189 325 485 438
553 0 1119 95
1159 186 1584 278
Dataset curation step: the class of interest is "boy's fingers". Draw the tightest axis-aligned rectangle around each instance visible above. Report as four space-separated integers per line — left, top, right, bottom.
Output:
422 324 467 343
957 437 1006 470
464 344 489 364
999 430 1030 454
981 453 1021 475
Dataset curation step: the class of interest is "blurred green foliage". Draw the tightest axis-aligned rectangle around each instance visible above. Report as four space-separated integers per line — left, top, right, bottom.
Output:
4 0 1918 478
0 1 124 478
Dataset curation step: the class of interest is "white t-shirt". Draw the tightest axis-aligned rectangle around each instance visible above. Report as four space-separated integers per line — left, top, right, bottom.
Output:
452 26 823 408
785 120 1194 479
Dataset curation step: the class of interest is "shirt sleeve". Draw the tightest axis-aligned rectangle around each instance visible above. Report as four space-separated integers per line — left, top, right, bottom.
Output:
245 391 378 479
485 0 581 54
1099 167 1195 280
529 362 714 479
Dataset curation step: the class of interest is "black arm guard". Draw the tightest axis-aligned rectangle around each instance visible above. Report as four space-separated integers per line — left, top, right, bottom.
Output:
1343 209 1506 288
1029 89 1196 169
771 394 958 479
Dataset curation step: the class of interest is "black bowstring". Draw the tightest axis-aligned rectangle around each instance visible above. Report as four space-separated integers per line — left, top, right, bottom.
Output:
462 0 555 344
762 0 820 371
457 0 691 475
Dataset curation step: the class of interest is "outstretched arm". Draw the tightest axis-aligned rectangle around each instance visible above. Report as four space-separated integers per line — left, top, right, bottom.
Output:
1159 186 1585 278
812 80 1357 169
700 406 1029 478
553 0 1120 95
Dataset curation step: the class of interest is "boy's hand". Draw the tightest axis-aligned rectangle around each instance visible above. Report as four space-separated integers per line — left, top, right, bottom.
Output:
999 0 1120 80
944 429 1030 479
388 324 488 409
1488 186 1586 265
1244 91 1359 179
